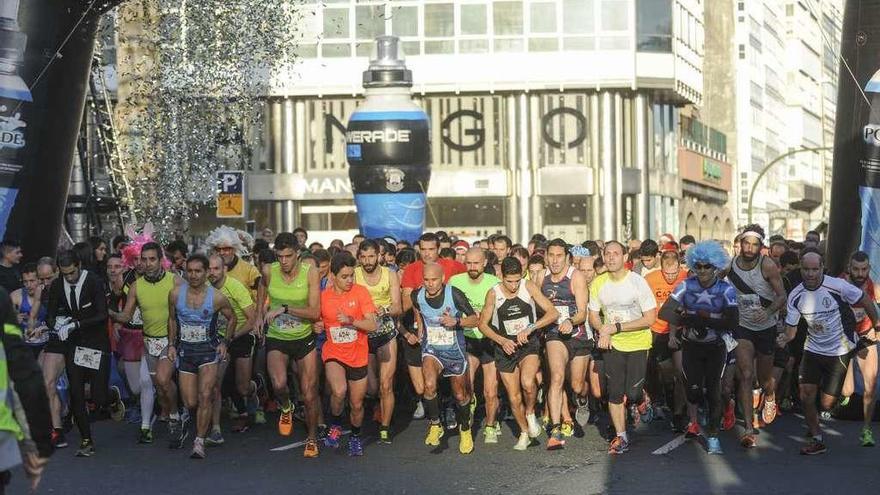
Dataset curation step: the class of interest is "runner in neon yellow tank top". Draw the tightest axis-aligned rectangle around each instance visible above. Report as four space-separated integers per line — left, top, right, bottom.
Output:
255 233 321 458
355 240 402 444
110 242 184 447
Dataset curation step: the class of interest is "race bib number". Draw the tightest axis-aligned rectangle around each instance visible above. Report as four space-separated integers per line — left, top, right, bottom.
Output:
722 333 738 353
274 314 302 332
505 316 531 336
606 309 631 325
426 326 455 346
329 326 358 344
74 346 102 370
146 337 168 357
739 294 763 322
808 321 825 334
555 306 571 325
180 324 208 343
131 308 144 326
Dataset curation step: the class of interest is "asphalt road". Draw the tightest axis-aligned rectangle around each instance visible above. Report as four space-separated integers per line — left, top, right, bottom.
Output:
11 408 880 495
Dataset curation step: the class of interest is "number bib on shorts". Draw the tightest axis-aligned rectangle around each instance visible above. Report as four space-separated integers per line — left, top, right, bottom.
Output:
74 346 102 370
329 325 358 344
145 336 168 357
274 314 303 332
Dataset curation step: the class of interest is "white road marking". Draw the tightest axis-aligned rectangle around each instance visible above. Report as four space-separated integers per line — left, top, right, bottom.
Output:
270 430 351 452
652 434 689 455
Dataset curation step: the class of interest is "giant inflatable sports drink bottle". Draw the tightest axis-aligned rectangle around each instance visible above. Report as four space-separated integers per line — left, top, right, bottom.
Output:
827 0 880 277
346 36 431 243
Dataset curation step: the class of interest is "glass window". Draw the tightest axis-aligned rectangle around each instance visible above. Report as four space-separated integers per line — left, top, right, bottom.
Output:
461 4 488 35
460 39 490 53
601 0 628 31
323 8 350 38
356 42 373 57
402 40 421 56
599 35 629 49
494 1 524 35
563 0 593 34
529 37 558 51
322 43 351 57
564 36 594 50
356 5 386 39
636 0 672 52
494 38 524 51
391 6 418 37
425 4 454 37
425 40 455 53
296 43 318 58
530 2 557 33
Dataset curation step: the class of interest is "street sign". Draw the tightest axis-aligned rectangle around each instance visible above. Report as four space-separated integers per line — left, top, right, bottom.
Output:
216 171 245 218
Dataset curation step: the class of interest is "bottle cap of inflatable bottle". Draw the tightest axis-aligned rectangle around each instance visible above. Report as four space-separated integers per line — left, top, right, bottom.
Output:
362 36 412 89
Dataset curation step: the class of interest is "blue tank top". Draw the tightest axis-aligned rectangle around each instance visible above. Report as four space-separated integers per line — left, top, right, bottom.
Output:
417 284 465 351
20 291 47 344
175 284 219 346
541 266 587 339
669 276 738 343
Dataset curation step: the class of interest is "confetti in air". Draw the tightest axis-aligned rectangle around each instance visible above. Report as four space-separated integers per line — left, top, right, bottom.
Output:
114 0 306 238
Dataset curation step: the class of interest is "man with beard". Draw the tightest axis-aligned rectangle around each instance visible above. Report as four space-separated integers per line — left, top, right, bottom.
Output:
840 251 880 446
725 225 787 448
355 240 402 444
450 248 501 443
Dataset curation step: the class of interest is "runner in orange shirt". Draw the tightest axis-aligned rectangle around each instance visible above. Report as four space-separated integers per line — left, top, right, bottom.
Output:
318 251 378 457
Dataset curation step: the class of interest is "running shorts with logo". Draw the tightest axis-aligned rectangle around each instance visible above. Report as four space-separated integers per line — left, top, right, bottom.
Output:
413 285 474 377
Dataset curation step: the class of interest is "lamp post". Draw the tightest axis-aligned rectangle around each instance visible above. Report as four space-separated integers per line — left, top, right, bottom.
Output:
746 146 833 225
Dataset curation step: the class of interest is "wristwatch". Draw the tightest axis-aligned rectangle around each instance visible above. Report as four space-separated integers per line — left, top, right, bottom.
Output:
615 322 622 334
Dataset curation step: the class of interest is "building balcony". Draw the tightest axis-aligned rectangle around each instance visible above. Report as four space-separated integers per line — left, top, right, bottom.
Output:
788 181 822 212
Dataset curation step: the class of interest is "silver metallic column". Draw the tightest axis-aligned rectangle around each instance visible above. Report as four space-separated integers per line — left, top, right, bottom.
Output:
600 91 618 241
634 94 649 240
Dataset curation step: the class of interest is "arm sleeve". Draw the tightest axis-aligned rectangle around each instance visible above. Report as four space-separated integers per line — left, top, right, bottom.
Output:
840 279 866 305
784 292 802 326
451 287 476 316
77 276 109 329
636 276 658 311
2 327 53 457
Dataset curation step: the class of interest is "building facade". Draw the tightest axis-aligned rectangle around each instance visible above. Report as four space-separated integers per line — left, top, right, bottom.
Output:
240 0 705 244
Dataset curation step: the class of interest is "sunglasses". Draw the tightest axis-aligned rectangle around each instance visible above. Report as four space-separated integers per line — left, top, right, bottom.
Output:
694 263 715 270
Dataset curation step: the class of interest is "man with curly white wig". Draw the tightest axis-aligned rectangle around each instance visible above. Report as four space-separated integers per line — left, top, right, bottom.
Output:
205 226 261 299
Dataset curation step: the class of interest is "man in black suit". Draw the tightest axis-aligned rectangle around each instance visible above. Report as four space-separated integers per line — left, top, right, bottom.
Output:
45 250 114 457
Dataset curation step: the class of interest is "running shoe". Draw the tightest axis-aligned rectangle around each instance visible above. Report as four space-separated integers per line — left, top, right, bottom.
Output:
317 423 329 440
721 400 736 431
685 422 701 439
75 439 95 457
483 423 499 444
608 436 629 455
254 408 266 425
638 399 653 423
459 428 474 454
278 406 293 437
860 427 875 447
513 432 530 451
560 421 574 438
762 399 778 424
51 428 68 449
752 389 763 410
820 410 833 420
740 432 757 449
168 419 188 449
425 423 444 446
138 428 153 444
293 401 306 423
190 438 206 459
706 436 723 455
546 428 565 450
839 395 851 408
378 428 392 445
628 404 641 426
575 397 591 427
526 413 543 438
205 429 225 446
324 424 342 449
109 386 126 422
444 406 458 430
348 434 364 457
232 414 249 433
800 439 827 455
412 400 426 420
780 397 794 412
303 439 319 458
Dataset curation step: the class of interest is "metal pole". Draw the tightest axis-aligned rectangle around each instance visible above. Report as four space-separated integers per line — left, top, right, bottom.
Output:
747 146 832 225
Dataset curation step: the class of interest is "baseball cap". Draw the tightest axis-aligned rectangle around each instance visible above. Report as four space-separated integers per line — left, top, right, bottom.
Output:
453 240 469 253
